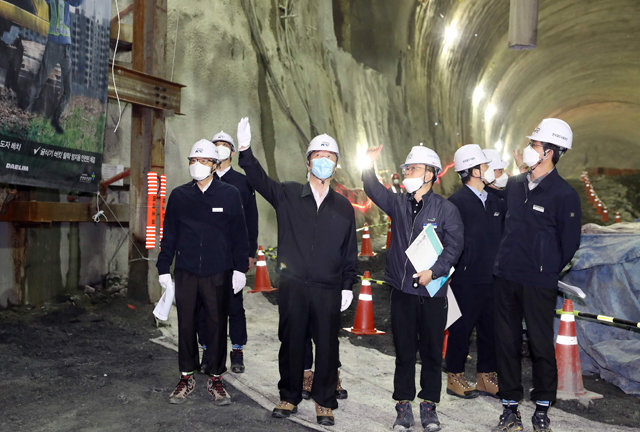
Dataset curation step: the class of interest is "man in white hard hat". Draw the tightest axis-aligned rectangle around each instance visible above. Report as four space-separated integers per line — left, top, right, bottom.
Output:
194 130 259 375
483 148 509 199
445 144 503 399
237 118 358 426
492 118 581 432
363 144 463 432
157 139 250 406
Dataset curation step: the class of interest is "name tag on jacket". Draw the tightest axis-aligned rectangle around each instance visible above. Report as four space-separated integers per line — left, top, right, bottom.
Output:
212 207 223 213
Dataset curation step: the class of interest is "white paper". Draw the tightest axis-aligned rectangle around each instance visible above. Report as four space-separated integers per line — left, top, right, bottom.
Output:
446 283 462 329
153 284 175 321
558 280 587 299
101 164 125 186
405 224 443 273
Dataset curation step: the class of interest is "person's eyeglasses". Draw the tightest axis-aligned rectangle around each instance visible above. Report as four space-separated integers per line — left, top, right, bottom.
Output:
189 158 215 165
402 165 425 175
528 141 544 149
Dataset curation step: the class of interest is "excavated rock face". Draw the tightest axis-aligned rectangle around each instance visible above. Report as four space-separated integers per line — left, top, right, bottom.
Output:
165 0 639 244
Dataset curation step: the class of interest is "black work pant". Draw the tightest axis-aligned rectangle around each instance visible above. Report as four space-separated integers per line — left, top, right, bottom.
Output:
391 289 447 402
277 277 341 409
198 288 247 349
304 336 342 370
494 276 558 402
175 269 230 375
445 281 496 373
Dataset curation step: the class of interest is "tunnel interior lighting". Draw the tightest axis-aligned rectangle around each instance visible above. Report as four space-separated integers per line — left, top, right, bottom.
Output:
473 85 485 107
444 22 459 46
356 148 372 171
484 103 497 123
494 139 503 151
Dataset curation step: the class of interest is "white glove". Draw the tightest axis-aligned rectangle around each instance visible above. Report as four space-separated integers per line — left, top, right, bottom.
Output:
232 270 246 294
237 117 251 151
154 274 175 321
159 273 174 291
340 290 354 312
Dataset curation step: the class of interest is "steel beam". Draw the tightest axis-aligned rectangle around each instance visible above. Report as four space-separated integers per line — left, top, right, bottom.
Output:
108 62 184 114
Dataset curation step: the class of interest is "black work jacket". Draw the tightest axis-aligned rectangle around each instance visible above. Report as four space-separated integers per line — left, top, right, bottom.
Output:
156 179 249 277
238 148 358 291
217 167 259 258
494 170 581 289
362 167 463 297
448 185 504 285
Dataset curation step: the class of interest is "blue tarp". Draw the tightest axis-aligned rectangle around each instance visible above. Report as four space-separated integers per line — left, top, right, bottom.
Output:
561 231 640 395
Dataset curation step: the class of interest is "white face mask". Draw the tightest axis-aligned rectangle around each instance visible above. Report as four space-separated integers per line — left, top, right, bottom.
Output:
402 177 425 194
189 162 212 181
523 145 543 168
216 145 232 160
482 167 495 184
494 173 508 188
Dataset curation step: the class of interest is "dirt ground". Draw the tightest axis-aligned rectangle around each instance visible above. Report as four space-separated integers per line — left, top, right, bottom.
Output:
0 296 312 432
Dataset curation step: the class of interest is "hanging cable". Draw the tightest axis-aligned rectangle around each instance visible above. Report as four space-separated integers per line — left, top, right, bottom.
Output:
111 0 123 133
92 192 107 222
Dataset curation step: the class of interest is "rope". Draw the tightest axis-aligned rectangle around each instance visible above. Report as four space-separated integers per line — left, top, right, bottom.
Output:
556 308 640 330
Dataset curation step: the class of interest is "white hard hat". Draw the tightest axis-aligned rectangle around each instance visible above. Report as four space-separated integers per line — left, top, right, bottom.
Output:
400 144 442 175
526 118 573 149
306 134 340 159
211 130 235 151
188 139 218 160
483 148 507 170
454 144 491 172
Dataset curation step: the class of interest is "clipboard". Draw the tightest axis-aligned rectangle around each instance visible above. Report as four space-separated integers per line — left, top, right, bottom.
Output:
405 223 451 297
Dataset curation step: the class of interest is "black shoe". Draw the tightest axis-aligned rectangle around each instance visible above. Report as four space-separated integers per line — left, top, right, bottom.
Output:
335 369 348 399
492 408 523 432
230 348 245 373
531 411 552 432
315 403 334 426
272 401 297 418
301 370 313 400
420 401 441 432
392 401 414 431
51 118 64 134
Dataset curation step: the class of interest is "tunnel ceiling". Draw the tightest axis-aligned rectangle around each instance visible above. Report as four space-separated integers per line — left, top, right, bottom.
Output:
335 0 640 178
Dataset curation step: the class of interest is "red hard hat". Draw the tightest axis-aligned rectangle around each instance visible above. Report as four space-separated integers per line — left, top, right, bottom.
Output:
392 173 400 180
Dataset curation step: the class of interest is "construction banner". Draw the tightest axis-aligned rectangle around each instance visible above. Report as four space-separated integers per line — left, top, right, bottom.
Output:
0 1 111 192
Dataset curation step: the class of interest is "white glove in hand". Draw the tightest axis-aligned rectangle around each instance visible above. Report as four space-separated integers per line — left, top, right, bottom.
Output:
340 290 354 312
237 117 251 151
154 274 175 321
232 270 246 294
159 273 174 291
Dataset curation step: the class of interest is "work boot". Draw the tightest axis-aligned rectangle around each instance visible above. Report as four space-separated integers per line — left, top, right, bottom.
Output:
446 372 479 398
272 401 298 418
301 370 314 400
168 374 195 404
335 369 348 399
419 401 441 432
230 348 245 373
315 402 335 426
51 117 64 134
476 372 499 397
207 375 231 406
492 408 524 432
392 401 414 431
531 411 552 432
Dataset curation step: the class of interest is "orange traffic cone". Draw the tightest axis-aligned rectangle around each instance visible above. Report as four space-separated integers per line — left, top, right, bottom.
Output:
596 201 602 215
555 299 602 401
602 207 609 222
248 246 277 293
382 217 392 250
615 211 621 223
442 329 449 359
359 224 376 257
343 271 385 335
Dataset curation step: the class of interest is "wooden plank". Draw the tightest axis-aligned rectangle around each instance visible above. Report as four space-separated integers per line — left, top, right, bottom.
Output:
0 201 129 223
